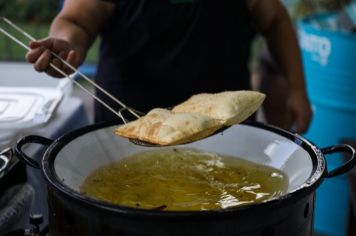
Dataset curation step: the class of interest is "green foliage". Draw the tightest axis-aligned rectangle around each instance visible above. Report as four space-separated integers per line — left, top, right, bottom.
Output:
0 0 100 62
0 0 58 23
0 22 50 60
0 22 99 62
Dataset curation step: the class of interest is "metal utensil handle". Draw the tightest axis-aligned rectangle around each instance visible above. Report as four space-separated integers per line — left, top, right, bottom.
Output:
2 17 139 118
321 144 356 178
15 135 53 169
0 27 125 122
0 17 140 121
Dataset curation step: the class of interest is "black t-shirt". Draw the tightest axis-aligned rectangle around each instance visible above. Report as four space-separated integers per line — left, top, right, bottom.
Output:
96 0 254 122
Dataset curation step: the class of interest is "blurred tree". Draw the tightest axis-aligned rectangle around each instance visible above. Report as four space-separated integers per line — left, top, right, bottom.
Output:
0 0 57 23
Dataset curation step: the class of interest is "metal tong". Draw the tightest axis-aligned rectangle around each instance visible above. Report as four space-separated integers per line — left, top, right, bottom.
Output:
0 17 142 124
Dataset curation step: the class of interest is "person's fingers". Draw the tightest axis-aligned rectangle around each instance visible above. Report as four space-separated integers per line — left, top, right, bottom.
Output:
62 50 77 73
57 50 68 64
67 50 76 65
51 55 62 70
30 38 71 55
26 46 46 63
34 49 52 72
283 108 294 132
295 109 312 134
29 41 41 49
45 66 66 78
284 104 312 134
292 113 303 133
45 51 76 78
29 38 53 50
27 38 78 78
281 89 313 134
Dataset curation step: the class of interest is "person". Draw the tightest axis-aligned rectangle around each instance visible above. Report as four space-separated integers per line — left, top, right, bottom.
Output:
26 0 312 133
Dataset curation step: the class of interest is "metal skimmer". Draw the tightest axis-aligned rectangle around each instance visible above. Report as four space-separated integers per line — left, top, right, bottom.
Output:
0 17 142 122
0 17 230 147
0 17 165 146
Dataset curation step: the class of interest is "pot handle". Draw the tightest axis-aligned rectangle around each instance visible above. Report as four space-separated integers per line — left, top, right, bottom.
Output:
15 135 53 169
0 148 13 173
321 144 356 178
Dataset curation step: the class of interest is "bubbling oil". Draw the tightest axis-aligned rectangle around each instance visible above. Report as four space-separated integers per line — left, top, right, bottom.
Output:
80 148 288 211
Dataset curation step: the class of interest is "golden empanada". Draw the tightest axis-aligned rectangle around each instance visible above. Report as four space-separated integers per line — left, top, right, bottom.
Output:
172 91 266 126
115 108 222 145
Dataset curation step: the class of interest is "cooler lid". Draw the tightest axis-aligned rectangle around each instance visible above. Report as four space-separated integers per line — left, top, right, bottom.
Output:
0 87 63 130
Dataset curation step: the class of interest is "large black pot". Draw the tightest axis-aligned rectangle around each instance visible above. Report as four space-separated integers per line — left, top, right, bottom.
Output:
0 148 26 194
15 121 355 236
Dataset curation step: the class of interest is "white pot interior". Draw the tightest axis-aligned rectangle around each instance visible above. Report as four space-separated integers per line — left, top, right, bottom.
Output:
53 124 314 196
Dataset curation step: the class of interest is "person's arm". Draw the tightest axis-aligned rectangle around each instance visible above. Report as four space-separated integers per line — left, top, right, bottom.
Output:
247 0 312 133
26 0 115 77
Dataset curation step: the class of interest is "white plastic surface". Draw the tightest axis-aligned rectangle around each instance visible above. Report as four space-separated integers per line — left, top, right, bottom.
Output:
0 62 73 97
0 87 63 130
0 62 74 145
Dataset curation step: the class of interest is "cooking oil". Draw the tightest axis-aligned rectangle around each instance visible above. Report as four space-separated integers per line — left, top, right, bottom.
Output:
80 148 288 211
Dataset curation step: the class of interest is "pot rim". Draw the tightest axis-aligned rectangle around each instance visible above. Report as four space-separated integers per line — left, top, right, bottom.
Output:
41 121 326 218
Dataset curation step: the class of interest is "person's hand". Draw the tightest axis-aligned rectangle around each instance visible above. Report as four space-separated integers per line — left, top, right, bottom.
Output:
26 38 83 78
284 88 313 134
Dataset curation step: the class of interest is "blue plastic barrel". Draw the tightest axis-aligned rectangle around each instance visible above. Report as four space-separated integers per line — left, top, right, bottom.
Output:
298 13 356 236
